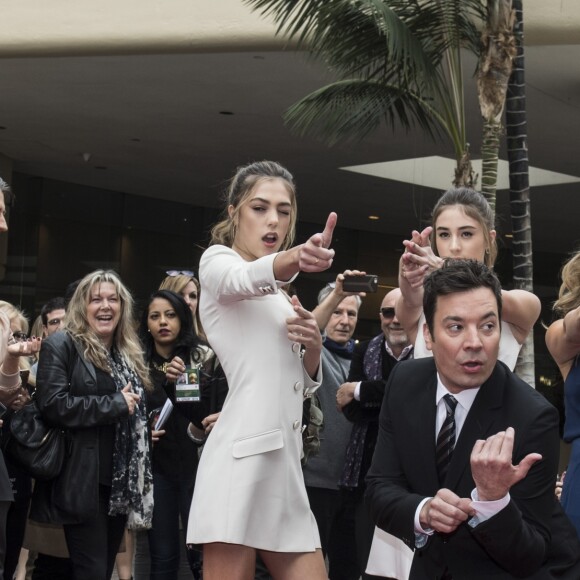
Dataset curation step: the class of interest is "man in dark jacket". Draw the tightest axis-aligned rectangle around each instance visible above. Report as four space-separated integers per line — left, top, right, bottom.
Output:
336 287 412 578
366 259 580 579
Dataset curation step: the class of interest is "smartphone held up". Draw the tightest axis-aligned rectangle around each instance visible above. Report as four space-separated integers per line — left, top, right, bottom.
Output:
342 274 378 293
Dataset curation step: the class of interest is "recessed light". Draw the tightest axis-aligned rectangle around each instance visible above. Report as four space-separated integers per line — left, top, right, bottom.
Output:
219 111 234 115
368 215 380 220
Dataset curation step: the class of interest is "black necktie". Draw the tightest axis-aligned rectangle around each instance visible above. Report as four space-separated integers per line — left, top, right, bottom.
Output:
436 394 458 485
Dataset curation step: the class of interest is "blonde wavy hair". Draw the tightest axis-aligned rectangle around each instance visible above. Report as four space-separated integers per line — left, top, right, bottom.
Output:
210 160 297 251
64 270 152 390
554 251 580 316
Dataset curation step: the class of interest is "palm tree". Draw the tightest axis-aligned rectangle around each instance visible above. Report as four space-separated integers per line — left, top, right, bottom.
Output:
247 0 537 382
244 0 485 186
506 0 535 386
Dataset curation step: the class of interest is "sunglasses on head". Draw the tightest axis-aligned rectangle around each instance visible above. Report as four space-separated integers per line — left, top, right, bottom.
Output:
380 307 395 318
166 270 195 277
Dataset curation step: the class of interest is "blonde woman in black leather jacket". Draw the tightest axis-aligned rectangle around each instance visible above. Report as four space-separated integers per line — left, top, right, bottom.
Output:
30 270 152 580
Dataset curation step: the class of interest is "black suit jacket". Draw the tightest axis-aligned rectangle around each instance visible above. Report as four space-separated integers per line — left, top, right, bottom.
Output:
365 357 580 579
343 337 403 423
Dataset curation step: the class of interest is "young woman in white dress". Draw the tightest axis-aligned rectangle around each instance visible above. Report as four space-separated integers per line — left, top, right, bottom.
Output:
187 160 335 580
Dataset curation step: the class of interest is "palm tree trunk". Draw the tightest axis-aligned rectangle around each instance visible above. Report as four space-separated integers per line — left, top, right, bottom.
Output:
454 149 475 188
506 0 535 387
477 0 516 220
480 120 501 216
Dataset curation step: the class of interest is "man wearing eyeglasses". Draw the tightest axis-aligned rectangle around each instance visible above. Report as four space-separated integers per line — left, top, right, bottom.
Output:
41 297 66 337
336 287 413 579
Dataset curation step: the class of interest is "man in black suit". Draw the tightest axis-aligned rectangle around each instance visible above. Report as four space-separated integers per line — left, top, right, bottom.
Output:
366 259 580 579
336 287 412 578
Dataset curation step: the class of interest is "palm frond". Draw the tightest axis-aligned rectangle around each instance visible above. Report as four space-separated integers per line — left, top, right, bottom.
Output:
245 0 438 83
283 79 452 146
245 0 488 159
245 0 485 88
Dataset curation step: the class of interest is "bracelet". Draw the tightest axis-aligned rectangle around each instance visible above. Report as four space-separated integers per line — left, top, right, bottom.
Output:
186 425 206 445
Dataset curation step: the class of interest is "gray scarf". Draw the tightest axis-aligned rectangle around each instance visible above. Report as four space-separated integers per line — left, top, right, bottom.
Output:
339 334 384 489
106 347 154 530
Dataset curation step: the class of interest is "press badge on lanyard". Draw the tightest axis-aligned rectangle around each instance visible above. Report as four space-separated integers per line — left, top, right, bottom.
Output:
175 365 201 402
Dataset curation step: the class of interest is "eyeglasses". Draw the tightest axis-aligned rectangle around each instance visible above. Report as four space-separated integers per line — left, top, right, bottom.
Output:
166 270 195 277
380 307 396 318
47 318 63 326
12 331 28 342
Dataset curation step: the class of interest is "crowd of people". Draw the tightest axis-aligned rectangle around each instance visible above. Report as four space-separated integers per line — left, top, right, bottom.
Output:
0 162 578 580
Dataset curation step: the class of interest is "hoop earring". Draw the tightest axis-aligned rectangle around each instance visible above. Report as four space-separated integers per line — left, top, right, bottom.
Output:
485 248 490 255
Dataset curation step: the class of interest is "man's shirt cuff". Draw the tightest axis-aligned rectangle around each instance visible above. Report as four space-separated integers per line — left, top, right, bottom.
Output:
468 489 510 527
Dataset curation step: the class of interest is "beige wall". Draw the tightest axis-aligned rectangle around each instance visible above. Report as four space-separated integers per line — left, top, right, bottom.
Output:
0 0 280 56
0 0 579 57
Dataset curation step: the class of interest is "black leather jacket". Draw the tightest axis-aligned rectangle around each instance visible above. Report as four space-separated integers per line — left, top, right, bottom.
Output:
30 332 128 524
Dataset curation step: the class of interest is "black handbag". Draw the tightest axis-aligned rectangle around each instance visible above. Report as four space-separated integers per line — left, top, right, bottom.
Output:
3 399 66 481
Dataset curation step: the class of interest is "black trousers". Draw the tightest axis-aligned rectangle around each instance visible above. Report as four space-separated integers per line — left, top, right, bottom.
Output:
63 485 126 580
4 465 32 580
32 553 74 580
0 500 10 580
306 486 359 580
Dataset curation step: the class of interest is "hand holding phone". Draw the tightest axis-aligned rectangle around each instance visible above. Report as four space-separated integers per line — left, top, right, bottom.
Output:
342 274 378 293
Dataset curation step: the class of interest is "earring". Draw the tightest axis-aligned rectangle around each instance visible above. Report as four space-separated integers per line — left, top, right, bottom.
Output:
485 248 490 255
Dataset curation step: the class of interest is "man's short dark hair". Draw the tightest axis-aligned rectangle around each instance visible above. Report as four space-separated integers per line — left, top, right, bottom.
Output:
41 296 66 325
423 259 502 336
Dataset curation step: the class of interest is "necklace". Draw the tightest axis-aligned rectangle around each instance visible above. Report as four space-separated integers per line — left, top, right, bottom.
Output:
151 359 170 373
